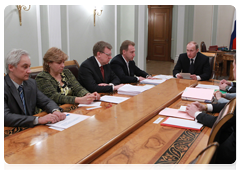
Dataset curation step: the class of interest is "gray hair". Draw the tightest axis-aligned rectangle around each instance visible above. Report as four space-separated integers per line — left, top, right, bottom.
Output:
5 49 30 74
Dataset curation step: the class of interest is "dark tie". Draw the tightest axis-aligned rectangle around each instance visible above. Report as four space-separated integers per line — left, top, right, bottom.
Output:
18 85 27 115
100 66 105 81
189 59 194 74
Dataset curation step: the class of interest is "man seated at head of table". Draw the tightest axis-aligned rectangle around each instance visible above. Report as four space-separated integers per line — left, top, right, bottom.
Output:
78 41 124 93
173 41 211 81
4 49 66 127
185 56 236 164
110 40 152 83
35 47 100 106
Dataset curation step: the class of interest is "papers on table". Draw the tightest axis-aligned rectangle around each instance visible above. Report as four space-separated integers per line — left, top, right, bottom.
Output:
161 117 203 131
117 84 154 96
47 113 90 131
78 101 102 110
153 75 173 79
180 73 191 79
140 79 166 85
196 84 219 90
159 107 194 120
181 87 214 103
100 95 130 104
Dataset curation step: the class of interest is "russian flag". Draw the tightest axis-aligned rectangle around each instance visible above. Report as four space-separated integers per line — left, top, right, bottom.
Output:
229 10 236 50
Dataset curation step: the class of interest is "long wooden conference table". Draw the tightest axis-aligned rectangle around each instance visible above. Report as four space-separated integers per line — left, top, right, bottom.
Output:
4 78 219 164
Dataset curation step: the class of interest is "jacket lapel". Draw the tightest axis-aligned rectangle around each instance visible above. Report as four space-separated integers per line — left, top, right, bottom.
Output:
91 56 104 82
5 75 25 114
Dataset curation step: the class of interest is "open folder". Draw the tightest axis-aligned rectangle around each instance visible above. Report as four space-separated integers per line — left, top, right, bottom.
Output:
161 117 203 131
181 87 214 103
159 108 194 120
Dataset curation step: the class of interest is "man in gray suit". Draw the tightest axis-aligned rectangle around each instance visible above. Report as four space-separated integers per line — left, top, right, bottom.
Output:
4 49 66 127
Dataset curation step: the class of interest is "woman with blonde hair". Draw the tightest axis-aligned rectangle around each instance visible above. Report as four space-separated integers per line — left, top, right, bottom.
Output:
36 47 100 105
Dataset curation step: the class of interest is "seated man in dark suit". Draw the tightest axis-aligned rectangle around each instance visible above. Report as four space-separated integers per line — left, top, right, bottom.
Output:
78 41 123 93
110 40 152 83
186 57 236 163
4 49 66 127
173 41 211 81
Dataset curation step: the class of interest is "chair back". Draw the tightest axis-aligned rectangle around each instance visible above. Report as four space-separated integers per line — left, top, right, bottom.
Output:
64 60 80 79
29 66 43 79
29 60 80 79
201 52 217 79
190 142 219 164
208 98 236 145
200 41 207 52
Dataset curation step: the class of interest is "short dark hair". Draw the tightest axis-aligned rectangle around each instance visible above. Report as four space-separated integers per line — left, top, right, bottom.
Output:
120 40 135 54
93 41 112 56
188 41 199 50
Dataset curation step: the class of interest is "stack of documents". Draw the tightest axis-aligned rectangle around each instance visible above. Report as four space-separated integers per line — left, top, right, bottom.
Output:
153 75 173 79
140 79 166 85
161 117 203 131
158 107 194 120
196 84 219 90
117 84 154 96
47 113 90 131
181 87 214 103
100 95 129 104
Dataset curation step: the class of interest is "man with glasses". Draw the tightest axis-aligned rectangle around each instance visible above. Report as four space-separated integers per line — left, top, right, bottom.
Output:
110 40 152 83
78 41 123 93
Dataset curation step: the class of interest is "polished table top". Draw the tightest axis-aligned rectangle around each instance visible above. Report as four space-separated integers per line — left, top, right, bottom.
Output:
4 78 219 164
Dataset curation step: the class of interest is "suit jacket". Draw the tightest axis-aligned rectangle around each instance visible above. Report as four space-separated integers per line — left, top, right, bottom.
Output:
173 52 211 81
78 56 120 93
227 82 236 93
110 54 148 83
4 75 62 127
196 102 236 164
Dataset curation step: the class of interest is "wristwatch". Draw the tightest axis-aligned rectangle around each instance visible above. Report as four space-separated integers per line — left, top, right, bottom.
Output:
52 109 61 113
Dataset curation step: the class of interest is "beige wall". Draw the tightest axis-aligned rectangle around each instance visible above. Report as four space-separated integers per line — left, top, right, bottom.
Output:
193 5 235 49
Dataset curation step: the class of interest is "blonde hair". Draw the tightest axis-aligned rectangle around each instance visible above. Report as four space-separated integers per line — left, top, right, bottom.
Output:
43 47 68 72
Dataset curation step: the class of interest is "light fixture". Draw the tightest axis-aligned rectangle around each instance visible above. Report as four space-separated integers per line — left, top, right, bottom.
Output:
93 6 103 26
17 5 31 26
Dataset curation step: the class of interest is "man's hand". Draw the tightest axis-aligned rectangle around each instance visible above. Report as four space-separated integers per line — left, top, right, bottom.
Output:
186 103 201 118
38 113 65 125
176 74 183 79
190 74 197 80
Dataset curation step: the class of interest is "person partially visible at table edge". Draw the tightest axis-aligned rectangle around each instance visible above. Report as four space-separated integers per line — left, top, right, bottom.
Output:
186 55 236 164
78 41 123 93
4 49 66 127
173 41 211 81
110 40 152 83
35 47 100 105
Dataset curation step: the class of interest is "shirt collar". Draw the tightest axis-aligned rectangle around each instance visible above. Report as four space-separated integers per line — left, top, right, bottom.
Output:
10 78 23 90
122 55 129 65
94 56 102 67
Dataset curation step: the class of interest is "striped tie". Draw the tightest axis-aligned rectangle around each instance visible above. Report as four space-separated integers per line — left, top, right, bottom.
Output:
18 85 27 115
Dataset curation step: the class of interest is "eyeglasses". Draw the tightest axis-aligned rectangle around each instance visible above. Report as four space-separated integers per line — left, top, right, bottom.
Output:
101 52 112 57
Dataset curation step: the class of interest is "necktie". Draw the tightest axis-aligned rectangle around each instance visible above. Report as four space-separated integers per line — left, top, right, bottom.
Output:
189 59 194 74
18 85 27 115
100 66 105 81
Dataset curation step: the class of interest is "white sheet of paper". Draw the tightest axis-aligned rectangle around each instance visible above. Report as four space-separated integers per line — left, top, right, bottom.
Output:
180 73 191 79
196 84 219 90
153 75 173 79
153 117 164 124
78 101 101 107
47 113 90 129
86 106 102 110
100 95 129 104
140 79 166 85
179 106 187 112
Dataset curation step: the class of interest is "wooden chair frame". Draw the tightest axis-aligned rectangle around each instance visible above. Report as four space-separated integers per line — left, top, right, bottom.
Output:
201 52 217 79
208 98 236 145
190 142 219 164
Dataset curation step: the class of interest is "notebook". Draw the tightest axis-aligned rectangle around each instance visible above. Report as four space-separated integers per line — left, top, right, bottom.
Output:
161 117 203 131
181 87 214 103
158 108 194 120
